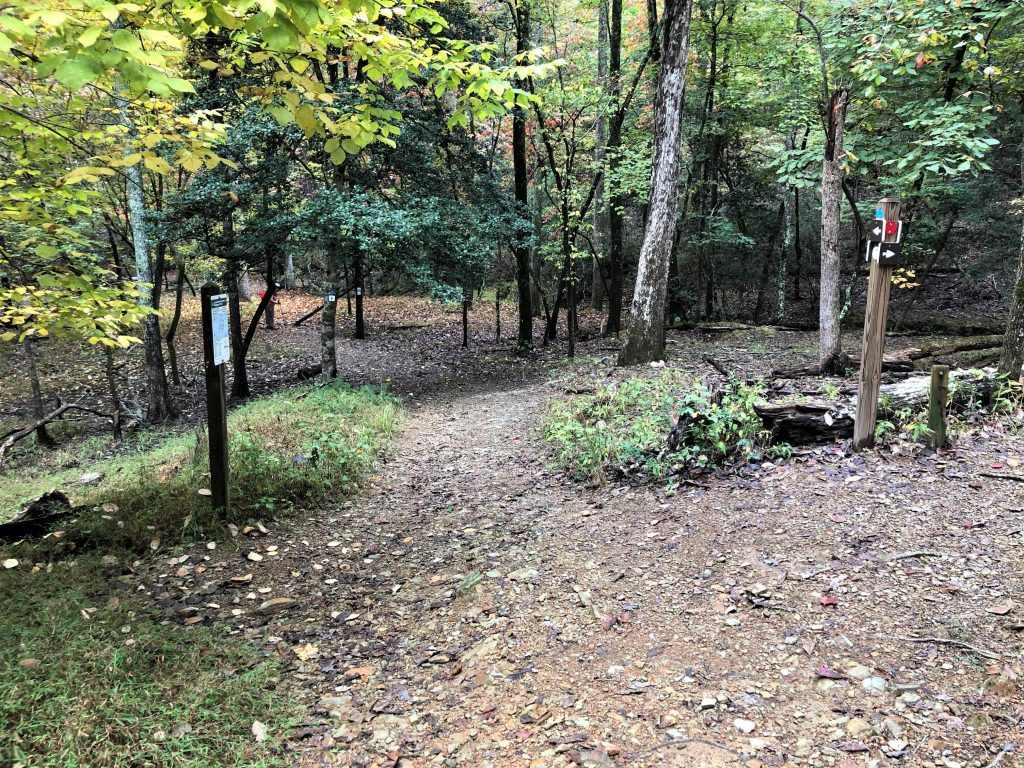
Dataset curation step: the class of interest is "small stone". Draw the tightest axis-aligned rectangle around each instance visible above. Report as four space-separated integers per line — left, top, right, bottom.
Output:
846 717 871 737
509 568 540 582
734 718 756 734
2 558 18 569
258 597 296 615
247 552 264 562
846 663 873 680
699 697 717 710
862 676 887 693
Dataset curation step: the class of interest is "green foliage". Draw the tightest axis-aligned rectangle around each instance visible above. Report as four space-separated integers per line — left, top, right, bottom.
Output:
544 373 775 481
0 558 300 768
1 382 399 548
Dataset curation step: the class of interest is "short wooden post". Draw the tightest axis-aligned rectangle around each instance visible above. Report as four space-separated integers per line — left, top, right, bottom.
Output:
462 293 469 348
928 364 949 450
201 284 230 514
853 199 901 450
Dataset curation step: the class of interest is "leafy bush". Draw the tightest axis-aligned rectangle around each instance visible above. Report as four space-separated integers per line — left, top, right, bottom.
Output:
544 373 773 481
0 558 300 768
3 382 400 551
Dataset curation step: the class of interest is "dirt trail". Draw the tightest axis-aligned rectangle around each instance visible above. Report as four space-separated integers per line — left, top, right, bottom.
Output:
141 346 1023 768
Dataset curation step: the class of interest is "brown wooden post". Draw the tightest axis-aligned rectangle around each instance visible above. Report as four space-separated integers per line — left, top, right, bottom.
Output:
928 364 949 450
853 199 901 450
201 284 230 514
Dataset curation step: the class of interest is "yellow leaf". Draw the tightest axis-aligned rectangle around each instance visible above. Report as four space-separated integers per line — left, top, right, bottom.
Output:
144 155 172 174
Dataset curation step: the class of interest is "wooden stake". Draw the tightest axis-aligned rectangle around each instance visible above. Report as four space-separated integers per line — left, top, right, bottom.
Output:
201 284 230 514
928 364 949 450
853 199 900 450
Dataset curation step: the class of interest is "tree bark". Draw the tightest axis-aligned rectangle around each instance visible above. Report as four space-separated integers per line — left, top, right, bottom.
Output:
513 0 533 349
618 0 693 365
165 247 185 388
25 338 53 447
104 346 123 444
818 87 850 373
591 0 610 312
322 266 338 380
354 249 365 339
224 211 250 399
119 105 173 422
999 212 1024 378
605 0 624 336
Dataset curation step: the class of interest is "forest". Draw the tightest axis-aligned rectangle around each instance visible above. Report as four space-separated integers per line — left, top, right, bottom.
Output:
1 0 1023 766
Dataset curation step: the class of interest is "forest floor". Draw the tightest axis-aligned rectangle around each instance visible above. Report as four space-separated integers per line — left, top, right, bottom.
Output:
87 295 1023 768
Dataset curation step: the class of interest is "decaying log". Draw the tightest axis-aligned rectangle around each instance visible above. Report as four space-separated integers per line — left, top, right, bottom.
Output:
754 370 994 445
755 401 855 443
0 490 74 542
774 335 1004 378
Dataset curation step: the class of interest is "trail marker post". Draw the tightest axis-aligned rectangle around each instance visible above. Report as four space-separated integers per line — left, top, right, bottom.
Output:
853 198 903 450
927 364 949 451
201 284 230 513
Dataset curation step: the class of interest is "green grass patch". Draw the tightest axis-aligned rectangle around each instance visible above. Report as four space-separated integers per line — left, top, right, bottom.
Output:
1 382 400 550
0 558 301 768
544 372 780 481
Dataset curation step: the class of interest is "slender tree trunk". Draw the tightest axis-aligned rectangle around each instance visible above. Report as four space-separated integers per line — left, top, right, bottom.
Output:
591 0 610 311
530 166 543 317
224 211 250 399
793 185 803 300
354 250 365 339
166 250 185 388
322 261 338 380
999 141 1024 378
778 131 796 323
818 87 850 372
619 0 693 365
104 347 123 445
25 338 53 446
605 0 624 336
119 103 173 422
284 250 295 288
513 0 533 349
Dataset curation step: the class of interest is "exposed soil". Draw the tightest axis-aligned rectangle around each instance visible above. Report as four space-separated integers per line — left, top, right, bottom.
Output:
119 313 1024 768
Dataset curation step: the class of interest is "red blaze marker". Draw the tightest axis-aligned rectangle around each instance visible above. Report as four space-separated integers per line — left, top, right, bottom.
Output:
885 220 899 236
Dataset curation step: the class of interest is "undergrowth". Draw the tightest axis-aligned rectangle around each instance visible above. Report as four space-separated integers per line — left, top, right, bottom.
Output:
0 558 301 768
1 381 400 551
544 372 778 481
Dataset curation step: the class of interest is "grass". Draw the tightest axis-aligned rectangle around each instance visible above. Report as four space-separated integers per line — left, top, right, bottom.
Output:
1 381 401 550
0 558 301 768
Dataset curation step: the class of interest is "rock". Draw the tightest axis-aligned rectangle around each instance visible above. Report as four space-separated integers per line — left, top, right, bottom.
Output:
845 663 873 680
862 676 887 693
699 697 717 710
846 717 871 737
247 552 264 562
3 558 18 569
600 614 617 631
509 568 540 582
258 597 296 614
734 718 756 734
78 471 103 485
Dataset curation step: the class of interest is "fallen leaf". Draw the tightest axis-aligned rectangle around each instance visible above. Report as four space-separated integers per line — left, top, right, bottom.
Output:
820 595 839 607
3 559 18 569
816 666 847 680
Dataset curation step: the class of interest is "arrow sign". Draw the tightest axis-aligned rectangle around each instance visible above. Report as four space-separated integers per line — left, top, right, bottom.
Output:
865 241 902 265
867 219 885 242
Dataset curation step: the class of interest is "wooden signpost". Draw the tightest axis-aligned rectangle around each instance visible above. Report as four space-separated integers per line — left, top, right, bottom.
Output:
853 199 902 450
201 284 230 513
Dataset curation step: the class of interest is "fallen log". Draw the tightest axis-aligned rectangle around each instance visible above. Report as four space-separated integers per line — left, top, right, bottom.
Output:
774 335 1004 378
755 401 855 443
0 490 74 542
756 369 995 444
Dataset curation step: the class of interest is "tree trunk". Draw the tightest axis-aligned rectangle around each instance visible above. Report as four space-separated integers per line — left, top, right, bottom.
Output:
284 249 295 288
513 0 533 349
999 212 1024 378
605 0 624 336
119 105 173 422
354 249 365 339
25 338 53 447
224 211 250 399
818 87 849 373
591 0 610 312
322 264 338 380
104 346 123 445
618 0 693 365
166 250 185 388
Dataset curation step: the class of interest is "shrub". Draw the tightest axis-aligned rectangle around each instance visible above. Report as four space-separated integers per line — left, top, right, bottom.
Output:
544 373 773 481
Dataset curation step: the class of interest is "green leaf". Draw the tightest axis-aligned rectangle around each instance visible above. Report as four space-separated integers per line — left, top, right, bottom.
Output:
55 57 100 90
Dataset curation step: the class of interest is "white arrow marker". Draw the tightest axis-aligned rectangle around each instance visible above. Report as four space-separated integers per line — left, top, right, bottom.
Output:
883 249 896 259
872 226 882 236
